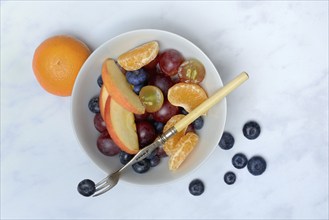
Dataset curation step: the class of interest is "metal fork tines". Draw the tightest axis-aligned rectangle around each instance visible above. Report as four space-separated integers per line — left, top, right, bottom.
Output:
93 171 120 197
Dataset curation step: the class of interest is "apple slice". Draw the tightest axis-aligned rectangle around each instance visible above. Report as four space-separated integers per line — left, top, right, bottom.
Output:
104 96 139 154
102 59 145 114
99 85 110 119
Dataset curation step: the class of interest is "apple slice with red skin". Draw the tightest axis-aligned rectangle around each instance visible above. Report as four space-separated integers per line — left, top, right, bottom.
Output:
99 85 109 119
102 58 145 114
104 96 139 154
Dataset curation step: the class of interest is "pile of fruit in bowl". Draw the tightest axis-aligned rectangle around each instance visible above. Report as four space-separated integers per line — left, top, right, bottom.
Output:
71 29 226 190
88 40 210 174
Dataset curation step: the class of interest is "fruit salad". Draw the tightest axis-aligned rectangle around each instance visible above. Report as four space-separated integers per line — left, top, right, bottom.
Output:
88 40 209 173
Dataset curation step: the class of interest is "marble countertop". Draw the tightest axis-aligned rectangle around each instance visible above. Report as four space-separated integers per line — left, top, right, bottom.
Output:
1 1 328 219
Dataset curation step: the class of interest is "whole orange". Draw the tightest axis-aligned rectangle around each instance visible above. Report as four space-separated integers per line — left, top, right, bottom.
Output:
32 35 91 96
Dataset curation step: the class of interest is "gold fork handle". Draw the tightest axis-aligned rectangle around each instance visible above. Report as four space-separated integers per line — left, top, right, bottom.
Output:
174 72 249 133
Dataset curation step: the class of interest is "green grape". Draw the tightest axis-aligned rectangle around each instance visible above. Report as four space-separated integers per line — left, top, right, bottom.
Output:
139 86 164 113
178 59 205 84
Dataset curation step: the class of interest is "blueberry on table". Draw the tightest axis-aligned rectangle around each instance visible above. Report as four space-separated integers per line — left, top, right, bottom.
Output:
218 132 235 150
224 172 236 185
247 156 267 176
97 75 103 87
119 151 134 165
88 96 100 113
193 116 204 130
77 179 96 197
243 121 261 140
132 159 151 174
126 69 148 86
189 179 205 196
232 153 248 169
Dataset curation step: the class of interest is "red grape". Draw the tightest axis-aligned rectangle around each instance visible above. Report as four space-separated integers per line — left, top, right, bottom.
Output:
159 49 185 76
156 147 168 158
148 73 174 96
151 99 179 123
94 113 107 133
134 112 151 121
97 131 121 156
186 124 195 133
136 120 157 147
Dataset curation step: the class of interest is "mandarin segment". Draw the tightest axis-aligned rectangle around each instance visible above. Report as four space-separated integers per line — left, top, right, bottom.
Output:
168 132 199 171
163 114 187 156
167 83 208 112
117 41 159 71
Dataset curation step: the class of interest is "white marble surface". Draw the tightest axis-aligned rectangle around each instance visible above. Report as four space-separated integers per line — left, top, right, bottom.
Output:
1 1 328 219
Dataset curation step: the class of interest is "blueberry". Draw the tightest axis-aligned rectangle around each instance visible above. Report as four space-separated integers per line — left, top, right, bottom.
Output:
224 172 236 185
126 69 148 86
133 83 144 94
149 155 161 167
232 153 248 169
119 151 134 165
132 159 151 174
243 121 261 140
77 179 96 197
218 132 235 150
247 156 267 176
97 75 103 87
189 179 205 196
153 121 164 134
193 116 204 130
88 96 100 113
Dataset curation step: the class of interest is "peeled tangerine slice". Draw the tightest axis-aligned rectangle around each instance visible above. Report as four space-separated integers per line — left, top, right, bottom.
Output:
117 41 159 71
163 114 187 156
168 132 199 171
167 83 208 113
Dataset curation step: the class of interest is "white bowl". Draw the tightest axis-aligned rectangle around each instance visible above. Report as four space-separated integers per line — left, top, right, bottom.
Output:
71 29 226 185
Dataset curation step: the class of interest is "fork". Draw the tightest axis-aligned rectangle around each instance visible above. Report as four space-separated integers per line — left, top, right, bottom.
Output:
93 131 174 196
93 71 249 197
